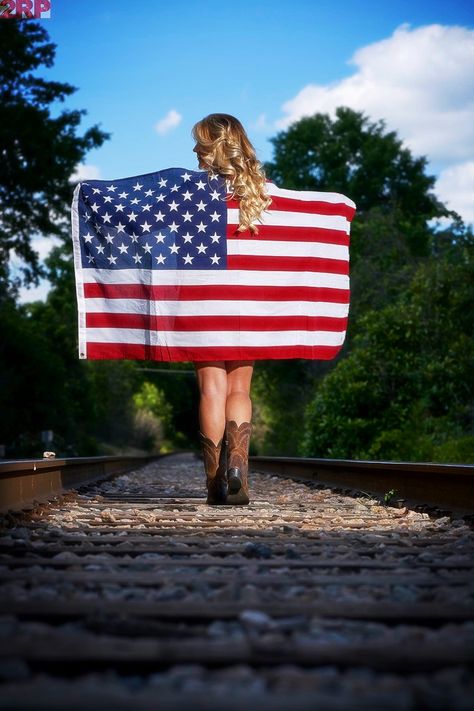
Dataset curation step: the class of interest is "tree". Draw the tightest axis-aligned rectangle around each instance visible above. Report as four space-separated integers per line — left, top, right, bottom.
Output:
0 19 110 295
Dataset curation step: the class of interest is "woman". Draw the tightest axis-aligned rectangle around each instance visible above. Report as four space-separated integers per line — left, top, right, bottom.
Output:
191 113 272 506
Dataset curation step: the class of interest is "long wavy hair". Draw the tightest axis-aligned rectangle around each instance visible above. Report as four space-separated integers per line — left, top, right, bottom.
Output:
192 113 272 234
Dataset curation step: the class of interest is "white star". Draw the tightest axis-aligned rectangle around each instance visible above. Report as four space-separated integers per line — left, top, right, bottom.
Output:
168 200 179 211
210 232 220 243
169 243 180 254
144 189 155 197
130 232 140 243
92 187 102 194
83 232 94 243
102 212 112 223
182 211 193 222
210 211 220 222
106 184 117 192
127 211 138 221
181 172 192 181
182 190 193 201
116 222 126 233
107 254 118 264
196 200 207 211
156 193 166 202
196 242 207 254
182 232 193 243
183 253 194 265
158 177 167 188
118 191 129 199
86 254 95 263
141 221 152 233
170 184 179 193
83 212 91 222
118 243 129 254
210 190 221 200
209 172 218 181
96 244 105 254
133 181 143 191
210 253 221 264
103 195 113 203
142 242 153 253
105 233 114 244
169 221 179 233
155 232 166 243
90 202 100 213
133 253 143 264
195 180 206 190
154 211 165 222
130 197 141 205
141 203 152 212
114 203 125 212
156 253 166 264
196 221 207 233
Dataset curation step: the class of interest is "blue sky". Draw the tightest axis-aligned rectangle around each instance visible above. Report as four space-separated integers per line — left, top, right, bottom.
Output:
15 0 474 300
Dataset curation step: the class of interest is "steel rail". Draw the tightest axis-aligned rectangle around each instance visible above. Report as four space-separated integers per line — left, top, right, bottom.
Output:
249 455 474 514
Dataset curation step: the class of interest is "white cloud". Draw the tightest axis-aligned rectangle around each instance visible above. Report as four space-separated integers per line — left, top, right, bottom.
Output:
69 163 102 183
253 113 268 131
435 161 474 224
276 24 474 166
154 109 182 135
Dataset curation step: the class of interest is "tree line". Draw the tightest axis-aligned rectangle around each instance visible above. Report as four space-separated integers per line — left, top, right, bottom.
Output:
1 20 472 462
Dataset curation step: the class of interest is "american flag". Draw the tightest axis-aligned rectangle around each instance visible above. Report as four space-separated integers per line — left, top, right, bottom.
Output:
70 168 356 361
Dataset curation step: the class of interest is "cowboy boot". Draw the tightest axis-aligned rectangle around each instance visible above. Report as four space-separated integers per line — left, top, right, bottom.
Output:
198 431 228 505
225 420 252 505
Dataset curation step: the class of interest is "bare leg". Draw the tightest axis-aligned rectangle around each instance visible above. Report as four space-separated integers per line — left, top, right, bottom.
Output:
194 361 227 444
225 360 255 425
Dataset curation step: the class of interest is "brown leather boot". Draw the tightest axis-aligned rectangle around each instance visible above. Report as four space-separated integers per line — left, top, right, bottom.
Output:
198 431 228 505
225 420 252 505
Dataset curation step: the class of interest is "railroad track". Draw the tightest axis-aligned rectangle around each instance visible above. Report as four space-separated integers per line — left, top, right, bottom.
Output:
0 452 473 709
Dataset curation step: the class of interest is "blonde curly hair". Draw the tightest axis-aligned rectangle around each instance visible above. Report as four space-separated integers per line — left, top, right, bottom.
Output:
192 113 272 234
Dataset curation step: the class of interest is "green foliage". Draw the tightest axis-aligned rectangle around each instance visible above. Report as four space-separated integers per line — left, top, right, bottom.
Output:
301 232 474 462
0 20 110 292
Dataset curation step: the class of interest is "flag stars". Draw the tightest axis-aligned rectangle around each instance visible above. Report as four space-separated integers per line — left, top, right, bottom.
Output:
103 196 113 204
133 253 143 264
158 178 167 188
130 197 141 205
90 202 100 213
169 243 180 254
210 253 221 264
210 189 221 200
118 243 129 254
156 193 166 202
87 254 95 263
195 180 206 190
182 190 193 201
154 211 165 222
96 244 105 254
183 253 194 265
169 221 179 233
133 181 143 191
115 203 125 212
196 242 207 254
141 203 152 212
170 184 180 193
106 185 118 192
83 232 94 243
142 242 153 254
116 222 126 233
141 221 152 233
210 211 220 222
210 232 220 243
130 233 140 243
196 200 207 211
127 211 138 221
107 254 118 264
102 212 112 223
196 222 207 233
92 187 102 194
118 191 129 199
155 232 166 243
181 172 192 181
144 189 155 197
156 253 166 264
182 211 193 222
168 200 179 211
182 232 193 243
105 233 114 244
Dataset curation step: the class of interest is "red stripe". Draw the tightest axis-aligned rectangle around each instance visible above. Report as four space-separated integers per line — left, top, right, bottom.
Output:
84 282 350 303
227 255 349 274
227 195 356 221
86 312 348 332
225 223 350 245
86 342 344 362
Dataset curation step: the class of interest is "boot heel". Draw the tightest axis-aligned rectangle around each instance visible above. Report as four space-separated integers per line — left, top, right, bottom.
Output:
227 467 242 494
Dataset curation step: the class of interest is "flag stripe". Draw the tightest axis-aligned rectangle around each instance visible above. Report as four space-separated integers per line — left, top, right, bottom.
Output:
226 239 349 260
84 297 349 318
84 327 345 347
227 194 356 220
86 312 348 333
227 207 350 232
225 224 350 246
227 255 349 274
87 342 344 361
83 282 351 304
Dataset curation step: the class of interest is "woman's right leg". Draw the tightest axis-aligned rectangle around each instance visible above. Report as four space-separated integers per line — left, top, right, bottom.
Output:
224 360 255 505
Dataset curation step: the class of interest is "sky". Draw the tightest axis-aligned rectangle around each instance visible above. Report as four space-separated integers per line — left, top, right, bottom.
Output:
13 0 474 302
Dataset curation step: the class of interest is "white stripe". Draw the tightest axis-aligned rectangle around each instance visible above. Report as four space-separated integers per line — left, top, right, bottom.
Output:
83 268 349 290
85 328 346 348
265 181 357 209
85 298 349 319
228 208 350 233
227 239 348 261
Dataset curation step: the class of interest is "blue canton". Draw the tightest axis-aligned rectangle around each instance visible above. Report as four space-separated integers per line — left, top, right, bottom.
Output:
77 168 228 270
